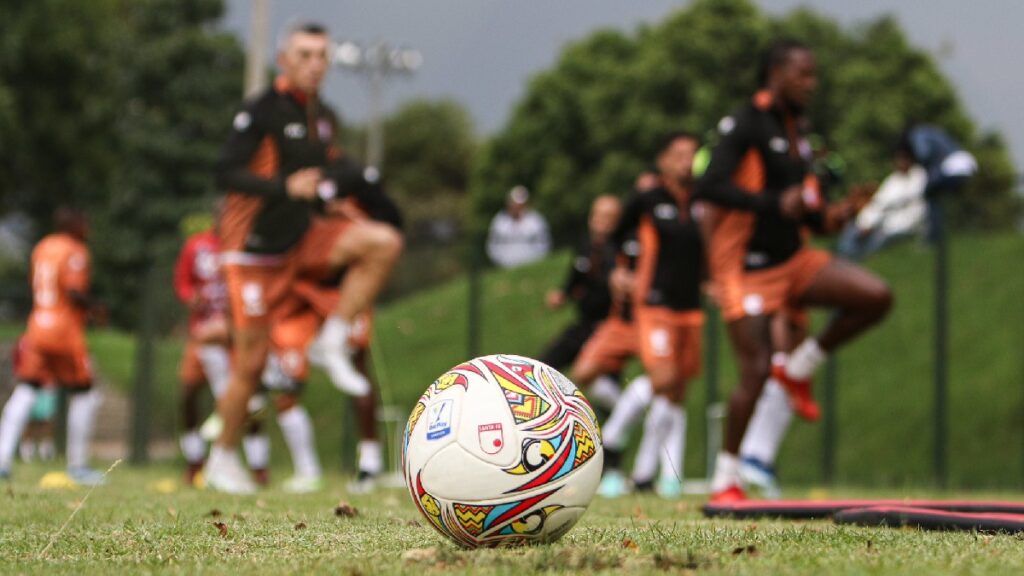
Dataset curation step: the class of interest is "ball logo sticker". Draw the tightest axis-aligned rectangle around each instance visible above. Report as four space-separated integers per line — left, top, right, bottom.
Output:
426 399 454 440
478 423 504 455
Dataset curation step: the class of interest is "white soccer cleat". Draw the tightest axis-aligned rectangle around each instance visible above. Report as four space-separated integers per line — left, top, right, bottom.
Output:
204 450 257 495
597 470 631 498
67 466 107 487
282 474 324 494
346 471 378 495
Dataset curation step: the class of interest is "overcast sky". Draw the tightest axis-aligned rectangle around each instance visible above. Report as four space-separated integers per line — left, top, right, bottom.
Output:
221 0 1023 170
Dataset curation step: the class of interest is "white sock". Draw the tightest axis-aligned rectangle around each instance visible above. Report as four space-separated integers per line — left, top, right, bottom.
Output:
319 316 371 396
67 388 101 470
39 438 56 461
786 338 826 380
740 378 793 465
710 452 741 492
589 375 622 411
0 384 37 470
197 344 232 399
358 439 383 475
242 433 270 470
659 402 686 483
278 406 321 478
601 375 652 450
20 439 36 462
632 395 674 484
180 430 207 464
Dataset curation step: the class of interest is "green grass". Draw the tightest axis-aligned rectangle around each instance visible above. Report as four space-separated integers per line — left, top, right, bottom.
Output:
2 464 1024 575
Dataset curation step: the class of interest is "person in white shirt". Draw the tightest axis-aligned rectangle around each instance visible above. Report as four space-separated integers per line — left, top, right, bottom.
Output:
486 186 551 268
838 151 927 260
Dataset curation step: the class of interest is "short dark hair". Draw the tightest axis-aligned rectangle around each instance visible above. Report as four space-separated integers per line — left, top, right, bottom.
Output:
656 130 700 155
757 38 811 87
277 20 330 51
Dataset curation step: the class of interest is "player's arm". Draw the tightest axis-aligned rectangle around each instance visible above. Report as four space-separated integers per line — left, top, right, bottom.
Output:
323 156 404 230
64 248 105 322
549 243 586 308
173 238 197 305
695 110 785 215
215 100 292 198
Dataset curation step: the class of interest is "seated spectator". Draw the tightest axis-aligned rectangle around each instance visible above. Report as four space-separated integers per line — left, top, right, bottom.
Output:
838 150 927 260
486 186 551 268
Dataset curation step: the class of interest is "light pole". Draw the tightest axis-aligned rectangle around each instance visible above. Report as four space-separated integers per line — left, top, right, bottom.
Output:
332 40 422 168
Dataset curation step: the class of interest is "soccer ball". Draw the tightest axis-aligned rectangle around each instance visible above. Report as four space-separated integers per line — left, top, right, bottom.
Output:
403 354 603 548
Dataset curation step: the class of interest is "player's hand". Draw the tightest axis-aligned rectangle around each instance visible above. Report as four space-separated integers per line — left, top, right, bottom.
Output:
778 185 805 221
285 168 322 200
546 290 566 309
609 267 635 302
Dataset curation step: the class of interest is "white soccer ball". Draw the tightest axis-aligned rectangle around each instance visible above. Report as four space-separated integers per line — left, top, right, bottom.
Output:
403 354 603 548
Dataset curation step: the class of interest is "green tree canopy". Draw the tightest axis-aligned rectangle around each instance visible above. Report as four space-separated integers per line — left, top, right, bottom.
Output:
472 0 1018 240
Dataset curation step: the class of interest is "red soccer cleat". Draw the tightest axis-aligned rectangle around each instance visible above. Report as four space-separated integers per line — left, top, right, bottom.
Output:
772 363 821 422
710 485 747 503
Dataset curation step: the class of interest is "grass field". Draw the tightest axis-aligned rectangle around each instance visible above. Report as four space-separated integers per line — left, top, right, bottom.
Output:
2 463 1024 575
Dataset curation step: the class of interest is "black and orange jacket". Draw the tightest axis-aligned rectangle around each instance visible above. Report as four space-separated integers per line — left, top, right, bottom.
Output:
613 185 703 312
561 235 617 324
216 76 342 255
695 90 825 272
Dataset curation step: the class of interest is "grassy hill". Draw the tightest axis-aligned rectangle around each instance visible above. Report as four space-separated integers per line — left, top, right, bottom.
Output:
2 233 1021 488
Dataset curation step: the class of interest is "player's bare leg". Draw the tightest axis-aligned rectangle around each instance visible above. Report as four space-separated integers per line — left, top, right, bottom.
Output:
711 315 773 500
319 222 403 394
179 381 206 485
776 261 892 419
207 326 267 494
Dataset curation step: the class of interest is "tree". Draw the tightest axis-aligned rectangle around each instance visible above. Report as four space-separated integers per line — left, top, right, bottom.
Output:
93 0 244 328
472 0 1019 238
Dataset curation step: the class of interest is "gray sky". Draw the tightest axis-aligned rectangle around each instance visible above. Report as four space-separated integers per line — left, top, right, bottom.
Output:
222 0 1023 170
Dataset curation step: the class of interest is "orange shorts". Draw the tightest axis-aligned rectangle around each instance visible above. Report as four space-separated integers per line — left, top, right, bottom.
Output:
271 306 322 382
574 316 637 375
635 307 703 383
15 333 92 388
223 217 352 330
717 248 832 322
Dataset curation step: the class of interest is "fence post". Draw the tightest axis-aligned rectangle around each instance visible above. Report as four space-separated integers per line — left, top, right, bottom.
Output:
130 261 157 464
933 196 949 488
822 355 838 484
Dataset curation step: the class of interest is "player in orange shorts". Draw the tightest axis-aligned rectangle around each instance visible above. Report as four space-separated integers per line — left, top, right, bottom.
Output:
594 132 707 499
208 21 403 493
0 208 106 485
697 40 891 501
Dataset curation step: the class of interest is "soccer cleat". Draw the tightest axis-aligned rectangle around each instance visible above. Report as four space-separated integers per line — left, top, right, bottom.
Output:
204 452 257 495
597 470 630 498
771 364 821 421
347 470 378 495
740 456 782 500
655 477 683 500
283 474 324 494
710 484 747 503
67 466 107 487
199 414 224 442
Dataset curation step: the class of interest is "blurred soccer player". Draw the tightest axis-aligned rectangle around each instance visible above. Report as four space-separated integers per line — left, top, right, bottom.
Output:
174 214 271 485
209 21 402 494
599 132 707 499
540 195 623 410
0 208 105 485
697 40 891 502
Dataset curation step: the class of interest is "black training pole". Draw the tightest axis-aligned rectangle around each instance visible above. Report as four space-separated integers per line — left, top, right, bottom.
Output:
467 233 483 358
933 196 949 488
822 355 837 485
